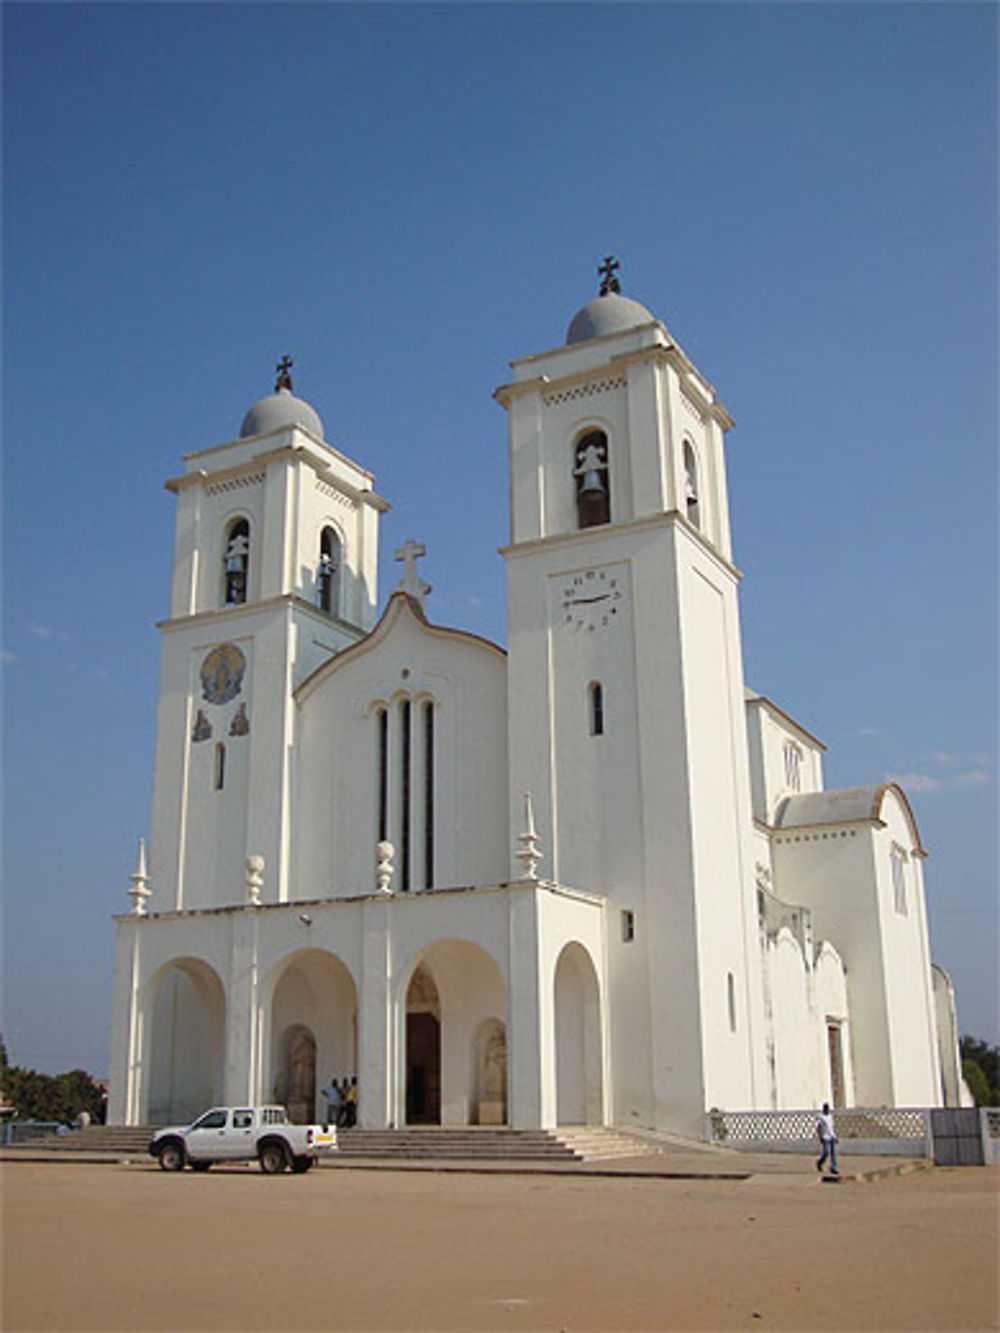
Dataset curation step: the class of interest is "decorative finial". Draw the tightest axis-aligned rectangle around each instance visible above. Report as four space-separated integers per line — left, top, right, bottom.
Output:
246 854 265 906
275 355 294 393
376 840 396 895
128 838 151 916
516 792 543 881
394 539 431 610
598 255 621 297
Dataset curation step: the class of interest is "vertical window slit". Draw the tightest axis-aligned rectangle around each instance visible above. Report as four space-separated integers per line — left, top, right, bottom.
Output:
423 701 434 889
400 699 411 891
214 742 226 791
589 681 604 736
376 708 388 841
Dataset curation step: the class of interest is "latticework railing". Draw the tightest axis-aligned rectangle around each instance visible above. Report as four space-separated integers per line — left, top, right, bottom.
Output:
709 1107 927 1144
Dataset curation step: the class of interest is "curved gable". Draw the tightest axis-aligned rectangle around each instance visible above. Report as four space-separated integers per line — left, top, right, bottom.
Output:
295 591 506 703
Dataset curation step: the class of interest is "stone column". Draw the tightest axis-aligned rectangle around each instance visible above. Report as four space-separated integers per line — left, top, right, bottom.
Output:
358 897 393 1128
507 885 546 1128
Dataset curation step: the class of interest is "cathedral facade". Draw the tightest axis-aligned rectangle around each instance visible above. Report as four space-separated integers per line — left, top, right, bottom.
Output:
108 274 962 1135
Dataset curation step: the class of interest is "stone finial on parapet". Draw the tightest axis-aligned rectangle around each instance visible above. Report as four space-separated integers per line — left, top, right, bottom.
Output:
376 841 396 895
516 792 543 881
128 838 152 916
246 854 265 906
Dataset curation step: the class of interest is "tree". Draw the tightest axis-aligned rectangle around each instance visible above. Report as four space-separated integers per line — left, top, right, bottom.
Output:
960 1037 1000 1106
0 1062 105 1123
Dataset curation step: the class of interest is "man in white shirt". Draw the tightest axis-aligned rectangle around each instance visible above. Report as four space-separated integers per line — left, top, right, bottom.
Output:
816 1102 839 1175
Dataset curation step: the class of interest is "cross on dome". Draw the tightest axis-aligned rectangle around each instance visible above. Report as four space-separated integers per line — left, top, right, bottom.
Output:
598 255 621 296
275 355 294 392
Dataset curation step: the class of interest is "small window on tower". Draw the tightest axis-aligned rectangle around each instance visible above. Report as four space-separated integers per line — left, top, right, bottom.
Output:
214 742 226 791
588 681 605 736
574 431 610 529
317 527 341 615
783 741 803 793
621 909 635 943
683 441 700 530
223 518 250 606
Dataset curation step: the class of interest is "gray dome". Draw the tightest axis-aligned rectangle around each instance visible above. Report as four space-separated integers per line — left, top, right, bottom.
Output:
566 292 655 345
240 387 324 440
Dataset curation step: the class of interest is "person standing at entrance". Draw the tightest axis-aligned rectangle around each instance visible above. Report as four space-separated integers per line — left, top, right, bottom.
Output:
346 1076 358 1127
321 1077 341 1127
816 1102 839 1175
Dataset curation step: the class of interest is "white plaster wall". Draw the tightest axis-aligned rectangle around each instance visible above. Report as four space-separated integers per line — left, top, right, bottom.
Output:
872 792 941 1105
771 828 893 1104
814 941 854 1105
745 698 825 826
768 930 814 1108
294 598 508 898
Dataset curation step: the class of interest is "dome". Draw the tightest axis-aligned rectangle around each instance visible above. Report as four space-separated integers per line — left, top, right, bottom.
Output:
566 291 656 346
240 387 324 440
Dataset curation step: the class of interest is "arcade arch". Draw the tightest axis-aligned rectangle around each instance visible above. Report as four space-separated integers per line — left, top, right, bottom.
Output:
400 939 507 1127
146 957 225 1126
554 942 603 1125
267 949 357 1123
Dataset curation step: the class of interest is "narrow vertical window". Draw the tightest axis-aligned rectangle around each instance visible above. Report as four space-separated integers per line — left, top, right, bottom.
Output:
683 441 700 530
400 698 411 892
727 972 737 1033
223 518 250 605
783 741 802 792
214 742 226 791
588 681 604 736
621 909 635 943
318 526 341 615
423 701 434 889
891 845 908 916
574 430 610 529
376 707 388 841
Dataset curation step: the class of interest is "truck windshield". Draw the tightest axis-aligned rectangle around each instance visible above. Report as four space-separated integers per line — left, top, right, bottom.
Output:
191 1110 227 1130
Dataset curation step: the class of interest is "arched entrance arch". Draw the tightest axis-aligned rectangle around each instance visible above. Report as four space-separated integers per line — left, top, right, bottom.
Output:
554 942 603 1125
267 949 357 1124
400 939 507 1127
146 957 225 1126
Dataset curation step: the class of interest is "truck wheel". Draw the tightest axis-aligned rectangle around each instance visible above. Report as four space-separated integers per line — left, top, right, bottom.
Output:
291 1156 313 1174
157 1141 185 1172
259 1142 289 1175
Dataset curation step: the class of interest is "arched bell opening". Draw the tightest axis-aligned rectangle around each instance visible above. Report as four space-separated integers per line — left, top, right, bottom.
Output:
574 430 610 529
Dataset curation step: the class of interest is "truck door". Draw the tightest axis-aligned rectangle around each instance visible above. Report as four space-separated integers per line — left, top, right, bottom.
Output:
184 1108 231 1160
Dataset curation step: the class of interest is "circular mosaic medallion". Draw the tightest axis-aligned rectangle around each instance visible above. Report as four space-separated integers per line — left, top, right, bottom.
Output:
200 643 246 705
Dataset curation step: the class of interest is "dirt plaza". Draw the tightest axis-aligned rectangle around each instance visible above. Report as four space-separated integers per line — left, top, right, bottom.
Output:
2 1160 997 1331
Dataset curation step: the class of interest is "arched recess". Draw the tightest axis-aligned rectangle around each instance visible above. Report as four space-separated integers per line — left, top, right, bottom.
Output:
146 958 225 1126
554 942 603 1126
317 525 342 615
222 515 251 605
400 939 507 1127
266 949 358 1124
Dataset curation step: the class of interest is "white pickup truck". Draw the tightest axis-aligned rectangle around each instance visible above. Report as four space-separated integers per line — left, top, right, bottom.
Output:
149 1106 337 1174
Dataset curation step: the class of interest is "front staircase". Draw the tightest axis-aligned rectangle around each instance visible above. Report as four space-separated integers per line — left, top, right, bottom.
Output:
5 1123 664 1163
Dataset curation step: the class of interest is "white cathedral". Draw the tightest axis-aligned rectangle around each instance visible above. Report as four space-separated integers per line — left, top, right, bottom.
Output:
108 266 965 1136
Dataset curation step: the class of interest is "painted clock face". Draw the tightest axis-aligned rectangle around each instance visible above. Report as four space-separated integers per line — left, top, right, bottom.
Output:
200 642 246 705
557 568 625 632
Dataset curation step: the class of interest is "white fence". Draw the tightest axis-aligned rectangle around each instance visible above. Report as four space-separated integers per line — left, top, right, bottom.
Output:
707 1107 1000 1164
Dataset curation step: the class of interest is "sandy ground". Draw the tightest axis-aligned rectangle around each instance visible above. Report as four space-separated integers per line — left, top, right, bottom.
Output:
2 1161 997 1332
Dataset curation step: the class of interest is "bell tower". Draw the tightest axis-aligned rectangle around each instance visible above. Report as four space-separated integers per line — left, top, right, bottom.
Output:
148 359 388 913
496 264 766 1134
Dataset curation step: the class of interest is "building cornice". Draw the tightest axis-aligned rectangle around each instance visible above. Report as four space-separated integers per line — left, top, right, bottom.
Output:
493 334 734 431
112 877 605 923
155 593 369 639
165 442 388 512
745 694 827 752
500 509 742 582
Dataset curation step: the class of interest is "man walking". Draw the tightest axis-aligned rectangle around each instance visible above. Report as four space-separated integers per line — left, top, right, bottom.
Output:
816 1101 839 1176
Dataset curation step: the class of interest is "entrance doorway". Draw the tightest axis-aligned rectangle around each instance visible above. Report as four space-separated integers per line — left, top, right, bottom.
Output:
406 965 441 1124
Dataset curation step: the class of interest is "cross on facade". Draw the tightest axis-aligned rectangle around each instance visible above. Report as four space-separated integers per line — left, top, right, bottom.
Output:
394 538 431 608
275 355 294 392
598 255 621 296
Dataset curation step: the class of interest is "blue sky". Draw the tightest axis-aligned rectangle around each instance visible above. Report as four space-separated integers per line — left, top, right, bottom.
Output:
3 2 997 1076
